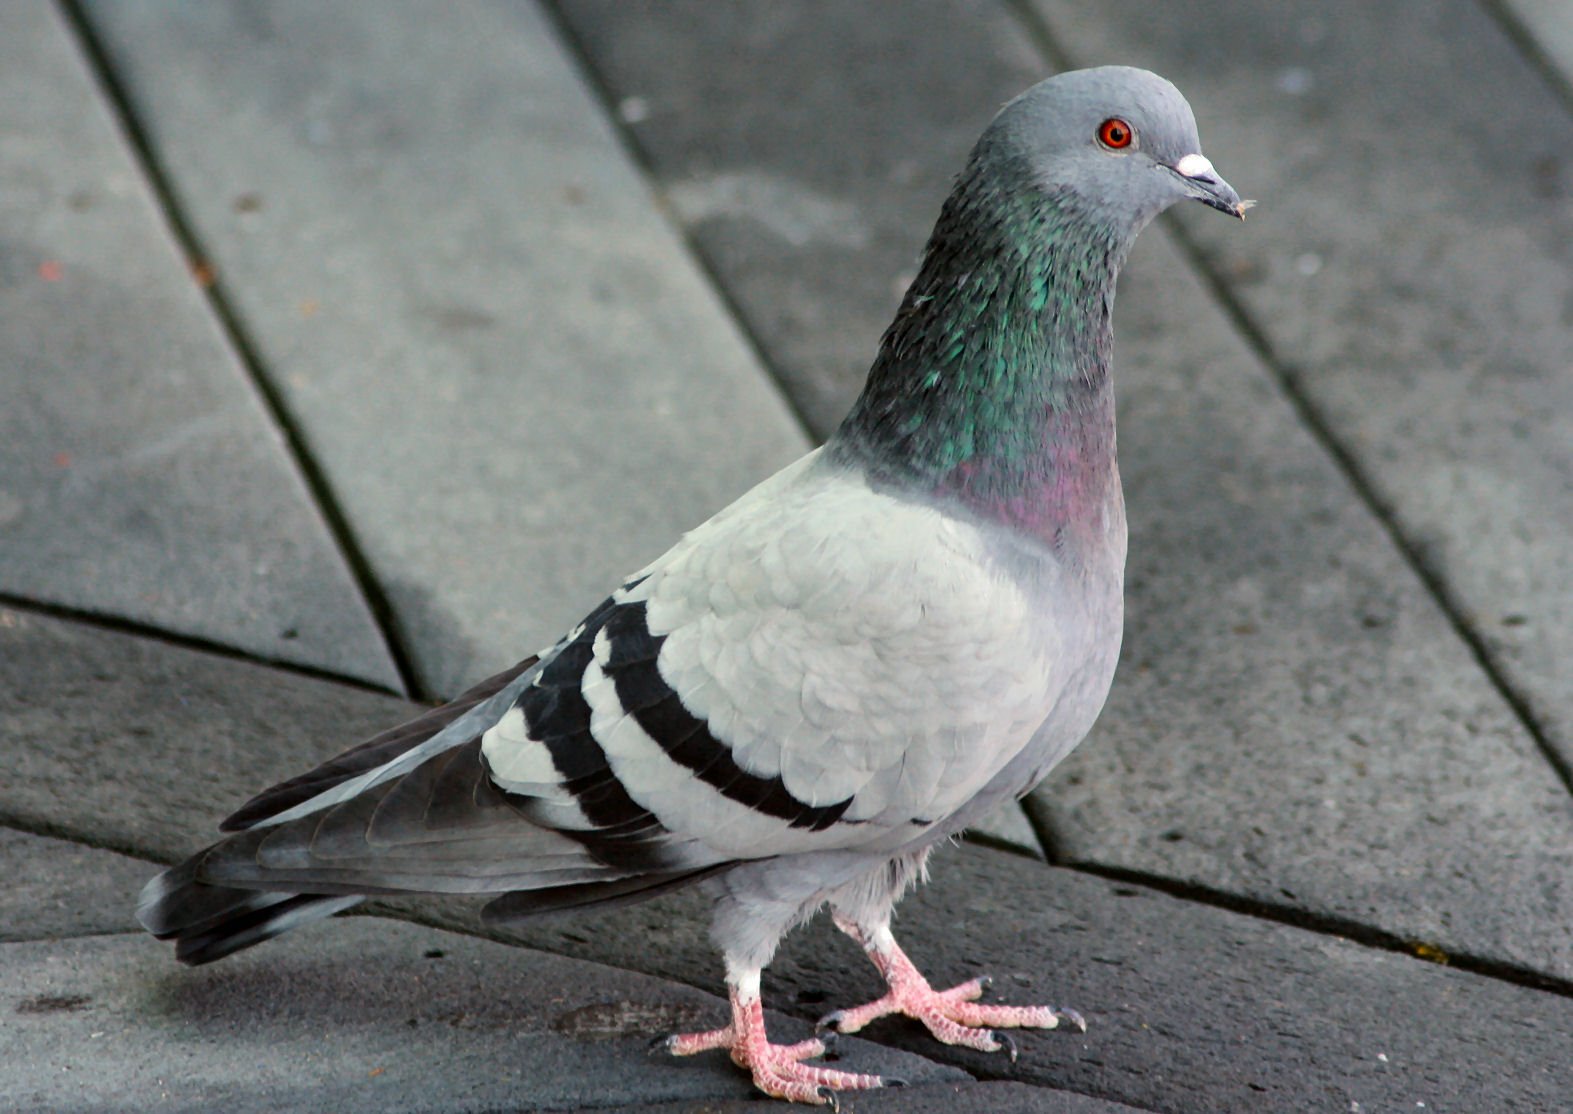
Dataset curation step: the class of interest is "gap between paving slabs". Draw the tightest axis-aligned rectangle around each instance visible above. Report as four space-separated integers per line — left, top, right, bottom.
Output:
56 0 424 702
343 842 1573 1114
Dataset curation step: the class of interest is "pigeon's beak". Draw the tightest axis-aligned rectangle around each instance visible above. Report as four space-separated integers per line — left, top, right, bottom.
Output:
1172 154 1249 220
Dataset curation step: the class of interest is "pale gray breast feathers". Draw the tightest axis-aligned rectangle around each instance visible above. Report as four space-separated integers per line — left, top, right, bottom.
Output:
483 451 1076 862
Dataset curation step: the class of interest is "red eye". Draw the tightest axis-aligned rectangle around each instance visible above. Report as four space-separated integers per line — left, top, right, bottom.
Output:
1098 118 1134 149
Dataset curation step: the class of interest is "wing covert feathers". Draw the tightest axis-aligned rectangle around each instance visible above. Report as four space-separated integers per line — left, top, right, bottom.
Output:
221 656 539 832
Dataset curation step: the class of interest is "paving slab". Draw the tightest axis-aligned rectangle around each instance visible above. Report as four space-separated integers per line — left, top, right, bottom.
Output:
0 916 965 1114
79 0 810 700
549 0 1573 984
0 827 148 941
1032 0 1573 771
0 0 397 690
965 800 1045 858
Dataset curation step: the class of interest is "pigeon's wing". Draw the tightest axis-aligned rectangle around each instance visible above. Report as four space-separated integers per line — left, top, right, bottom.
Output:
484 451 1068 862
140 598 733 963
177 589 734 901
220 657 540 832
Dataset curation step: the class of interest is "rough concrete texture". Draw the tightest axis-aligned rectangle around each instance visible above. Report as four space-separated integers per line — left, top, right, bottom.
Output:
0 828 149 942
1034 0 1573 771
0 604 417 862
0 1 398 690
80 0 811 700
0 916 965 1113
964 799 1046 858
793 847 1573 1114
551 0 1573 984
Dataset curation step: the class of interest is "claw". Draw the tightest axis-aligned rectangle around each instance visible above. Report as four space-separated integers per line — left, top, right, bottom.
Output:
884 1076 909 1088
816 1009 846 1034
817 1085 841 1112
994 1030 1019 1063
648 1034 675 1055
1058 1007 1087 1033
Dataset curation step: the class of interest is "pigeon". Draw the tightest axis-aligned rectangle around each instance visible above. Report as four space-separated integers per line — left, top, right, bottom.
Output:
139 66 1243 1106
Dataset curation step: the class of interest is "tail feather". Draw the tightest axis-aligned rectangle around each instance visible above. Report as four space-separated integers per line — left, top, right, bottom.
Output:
137 855 362 966
172 893 362 966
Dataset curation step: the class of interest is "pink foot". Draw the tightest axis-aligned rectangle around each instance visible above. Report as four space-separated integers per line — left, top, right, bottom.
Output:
660 983 894 1107
824 918 1085 1058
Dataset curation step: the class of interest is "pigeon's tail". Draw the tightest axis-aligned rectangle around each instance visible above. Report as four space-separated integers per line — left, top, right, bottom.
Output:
136 659 546 965
137 854 363 966
137 647 733 964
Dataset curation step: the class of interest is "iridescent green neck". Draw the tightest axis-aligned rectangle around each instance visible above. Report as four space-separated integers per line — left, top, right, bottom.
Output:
830 159 1126 536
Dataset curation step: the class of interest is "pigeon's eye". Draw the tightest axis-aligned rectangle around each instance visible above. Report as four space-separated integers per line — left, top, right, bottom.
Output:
1098 118 1134 150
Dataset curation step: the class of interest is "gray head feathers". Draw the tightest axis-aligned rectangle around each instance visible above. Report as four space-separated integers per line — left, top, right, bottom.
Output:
977 65 1243 231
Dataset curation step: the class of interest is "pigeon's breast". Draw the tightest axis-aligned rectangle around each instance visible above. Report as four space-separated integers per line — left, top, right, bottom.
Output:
990 477 1126 793
574 454 1095 855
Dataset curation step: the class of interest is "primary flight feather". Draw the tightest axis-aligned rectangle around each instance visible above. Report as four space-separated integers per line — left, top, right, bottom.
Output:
139 66 1244 1106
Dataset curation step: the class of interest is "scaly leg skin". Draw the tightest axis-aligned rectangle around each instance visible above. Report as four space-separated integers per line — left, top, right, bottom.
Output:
659 968 892 1107
820 914 1086 1059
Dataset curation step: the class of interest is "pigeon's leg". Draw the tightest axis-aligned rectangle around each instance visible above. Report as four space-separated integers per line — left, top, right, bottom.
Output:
661 966 889 1106
819 914 1085 1056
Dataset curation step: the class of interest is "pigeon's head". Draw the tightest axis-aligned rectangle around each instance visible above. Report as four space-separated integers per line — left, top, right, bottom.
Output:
981 66 1246 233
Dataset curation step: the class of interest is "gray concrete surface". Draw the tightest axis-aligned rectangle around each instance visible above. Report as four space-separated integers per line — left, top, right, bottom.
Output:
1508 0 1573 77
4 0 1572 1111
557 0 1049 439
0 828 148 942
0 604 413 861
0 0 398 689
1037 229 1573 980
82 0 810 700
